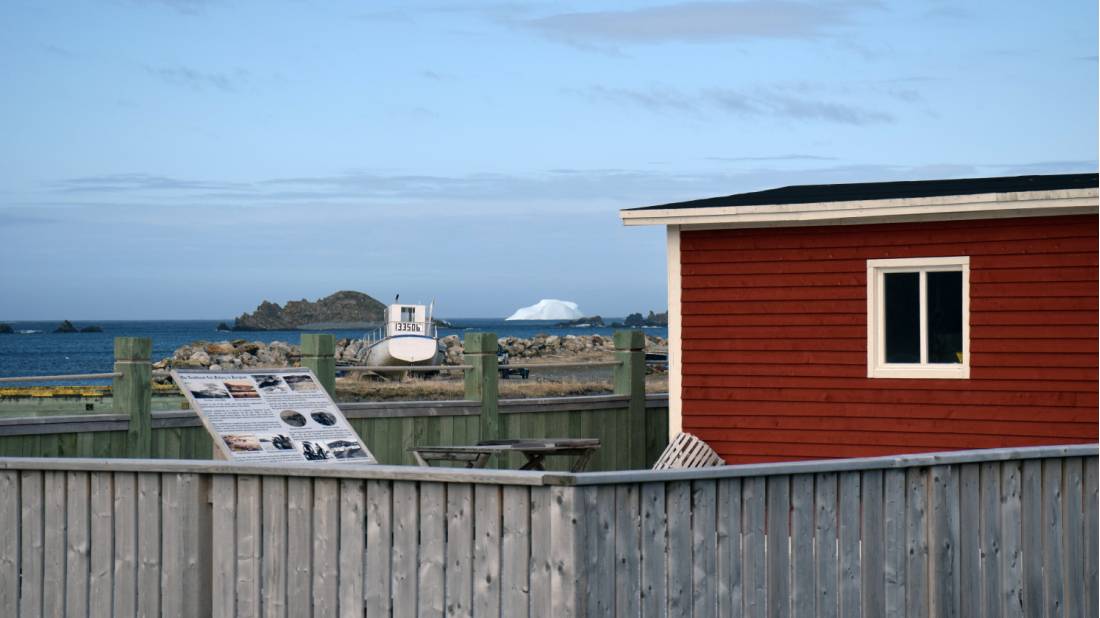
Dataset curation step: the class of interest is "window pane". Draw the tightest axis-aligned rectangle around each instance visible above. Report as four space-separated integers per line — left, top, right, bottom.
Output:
884 272 920 363
928 271 963 363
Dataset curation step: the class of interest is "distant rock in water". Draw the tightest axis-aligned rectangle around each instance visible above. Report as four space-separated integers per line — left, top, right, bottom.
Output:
506 299 584 321
216 322 231 331
555 316 605 327
79 325 103 333
54 320 79 333
233 291 386 331
0 323 12 334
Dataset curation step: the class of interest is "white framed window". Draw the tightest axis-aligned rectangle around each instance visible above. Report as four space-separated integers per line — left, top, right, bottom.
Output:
867 256 970 379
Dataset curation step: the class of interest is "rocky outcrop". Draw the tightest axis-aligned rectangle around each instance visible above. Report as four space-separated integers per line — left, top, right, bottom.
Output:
216 322 231 331
232 291 386 331
0 324 12 334
616 310 668 328
554 316 605 327
53 320 103 333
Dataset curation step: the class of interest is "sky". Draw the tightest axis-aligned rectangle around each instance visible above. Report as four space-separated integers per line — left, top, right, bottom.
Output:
0 0 1096 320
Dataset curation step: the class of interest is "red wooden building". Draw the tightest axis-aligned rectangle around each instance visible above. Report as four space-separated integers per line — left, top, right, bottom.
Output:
622 173 1099 464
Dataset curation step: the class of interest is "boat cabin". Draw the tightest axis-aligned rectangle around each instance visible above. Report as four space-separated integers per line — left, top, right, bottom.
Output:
621 173 1099 464
386 304 430 337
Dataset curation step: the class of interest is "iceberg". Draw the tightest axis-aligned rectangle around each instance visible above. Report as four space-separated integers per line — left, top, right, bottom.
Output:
506 299 585 321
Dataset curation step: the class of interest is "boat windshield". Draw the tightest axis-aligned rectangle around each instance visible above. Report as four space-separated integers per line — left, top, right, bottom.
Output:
400 306 416 322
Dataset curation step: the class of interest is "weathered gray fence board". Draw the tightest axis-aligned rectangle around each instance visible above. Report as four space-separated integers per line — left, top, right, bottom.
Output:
584 485 615 617
473 484 503 617
693 480 718 618
860 470 884 617
615 483 642 618
766 475 791 618
112 471 138 617
365 479 393 618
929 465 960 618
958 464 981 618
838 472 861 618
789 475 814 618
418 482 446 618
65 471 91 617
236 475 262 617
1041 459 1064 618
1062 458 1084 618
905 468 929 618
89 472 114 618
136 472 161 618
313 478 340 617
743 477 767 618
1085 458 1098 618
814 472 838 618
261 476 288 618
667 480 693 618
717 478 743 618
338 479 365 618
211 475 236 618
286 477 313 617
640 481 667 618
882 469 906 618
42 471 66 618
445 483 474 618
392 481 419 618
1000 462 1024 618
1021 459 1043 617
19 471 43 618
529 486 553 618
0 471 18 615
549 486 583 618
979 462 1003 618
501 486 531 618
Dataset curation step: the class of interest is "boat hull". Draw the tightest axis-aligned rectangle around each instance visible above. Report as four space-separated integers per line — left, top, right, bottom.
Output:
364 335 441 366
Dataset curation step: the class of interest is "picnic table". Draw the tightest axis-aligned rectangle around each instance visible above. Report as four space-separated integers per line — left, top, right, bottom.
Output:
410 438 600 471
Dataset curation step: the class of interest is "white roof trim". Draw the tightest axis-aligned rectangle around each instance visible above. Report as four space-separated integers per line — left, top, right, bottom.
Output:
620 188 1099 229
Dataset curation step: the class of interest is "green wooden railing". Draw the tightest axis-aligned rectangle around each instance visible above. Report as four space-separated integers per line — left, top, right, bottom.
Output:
0 332 668 471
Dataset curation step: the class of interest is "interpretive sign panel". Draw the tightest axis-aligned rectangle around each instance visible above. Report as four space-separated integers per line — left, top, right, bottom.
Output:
172 369 376 464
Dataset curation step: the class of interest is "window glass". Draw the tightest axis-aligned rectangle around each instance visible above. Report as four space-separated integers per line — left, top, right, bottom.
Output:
884 272 920 363
927 271 963 363
401 307 416 322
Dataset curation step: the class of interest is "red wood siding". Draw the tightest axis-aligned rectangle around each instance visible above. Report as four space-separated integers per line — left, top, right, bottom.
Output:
679 214 1099 464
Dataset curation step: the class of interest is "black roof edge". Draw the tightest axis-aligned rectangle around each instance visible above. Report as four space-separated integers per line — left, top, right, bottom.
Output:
626 172 1098 212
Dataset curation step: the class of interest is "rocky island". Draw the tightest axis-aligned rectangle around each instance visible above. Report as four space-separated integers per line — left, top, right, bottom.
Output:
53 320 103 333
0 324 13 334
232 290 386 331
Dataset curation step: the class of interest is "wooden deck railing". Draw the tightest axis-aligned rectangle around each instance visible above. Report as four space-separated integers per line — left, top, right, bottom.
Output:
1 443 1095 617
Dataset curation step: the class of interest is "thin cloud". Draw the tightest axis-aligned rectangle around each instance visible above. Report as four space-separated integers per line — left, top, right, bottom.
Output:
144 66 249 93
524 1 862 45
37 160 1097 214
574 84 894 125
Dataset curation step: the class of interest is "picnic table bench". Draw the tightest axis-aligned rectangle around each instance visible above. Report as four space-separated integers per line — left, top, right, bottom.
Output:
410 438 600 471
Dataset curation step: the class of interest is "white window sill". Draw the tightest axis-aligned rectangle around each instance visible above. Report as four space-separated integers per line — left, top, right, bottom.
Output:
868 364 970 379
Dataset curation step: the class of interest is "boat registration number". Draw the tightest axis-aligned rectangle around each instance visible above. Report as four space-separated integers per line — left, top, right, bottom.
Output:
395 322 422 333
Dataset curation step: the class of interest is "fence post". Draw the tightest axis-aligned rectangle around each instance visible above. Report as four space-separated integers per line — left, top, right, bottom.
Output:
300 334 336 397
614 329 647 469
113 337 152 458
463 332 499 444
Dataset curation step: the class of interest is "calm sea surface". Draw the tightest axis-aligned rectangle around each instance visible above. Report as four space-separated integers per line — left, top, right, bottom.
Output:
0 319 667 380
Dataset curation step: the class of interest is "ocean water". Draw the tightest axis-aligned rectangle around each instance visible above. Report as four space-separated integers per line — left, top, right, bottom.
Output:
0 319 667 380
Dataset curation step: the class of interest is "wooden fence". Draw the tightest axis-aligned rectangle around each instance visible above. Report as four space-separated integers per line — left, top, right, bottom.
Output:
0 332 669 470
2 443 1095 617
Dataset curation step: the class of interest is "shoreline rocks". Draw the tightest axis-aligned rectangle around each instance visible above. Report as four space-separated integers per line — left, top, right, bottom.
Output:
157 333 669 371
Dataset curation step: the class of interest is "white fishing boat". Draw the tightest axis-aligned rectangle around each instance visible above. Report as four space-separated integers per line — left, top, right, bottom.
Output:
363 300 443 367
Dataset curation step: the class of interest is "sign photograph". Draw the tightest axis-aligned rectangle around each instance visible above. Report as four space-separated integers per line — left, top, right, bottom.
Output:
172 369 376 464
